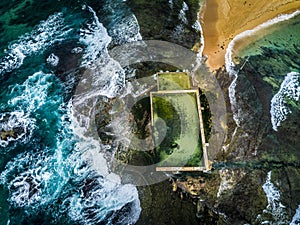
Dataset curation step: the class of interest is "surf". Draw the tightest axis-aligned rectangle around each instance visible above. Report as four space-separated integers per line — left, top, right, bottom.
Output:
0 2 142 224
225 10 300 127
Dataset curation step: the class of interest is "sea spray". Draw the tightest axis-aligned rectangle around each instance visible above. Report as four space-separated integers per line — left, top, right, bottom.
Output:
173 1 189 38
0 3 142 224
192 15 205 59
259 171 289 224
0 12 71 76
225 10 300 127
290 205 300 225
73 5 142 224
270 72 300 131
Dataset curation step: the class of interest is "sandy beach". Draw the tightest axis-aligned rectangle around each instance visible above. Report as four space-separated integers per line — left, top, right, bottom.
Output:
200 0 300 70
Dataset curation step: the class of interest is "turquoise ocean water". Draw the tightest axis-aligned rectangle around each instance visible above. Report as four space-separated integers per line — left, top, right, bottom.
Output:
0 1 143 224
1 0 299 224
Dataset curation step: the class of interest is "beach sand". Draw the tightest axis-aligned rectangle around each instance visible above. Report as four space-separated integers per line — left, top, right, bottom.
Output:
200 0 300 70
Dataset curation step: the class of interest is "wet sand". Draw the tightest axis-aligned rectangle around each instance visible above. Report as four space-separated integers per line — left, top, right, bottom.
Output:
201 0 300 70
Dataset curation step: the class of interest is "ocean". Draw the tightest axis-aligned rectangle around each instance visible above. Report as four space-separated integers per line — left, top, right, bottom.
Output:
1 0 300 224
0 0 204 224
225 10 300 224
226 11 300 131
0 1 142 224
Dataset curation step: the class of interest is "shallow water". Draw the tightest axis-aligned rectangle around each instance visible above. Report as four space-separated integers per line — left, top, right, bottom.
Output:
226 12 300 131
225 10 300 224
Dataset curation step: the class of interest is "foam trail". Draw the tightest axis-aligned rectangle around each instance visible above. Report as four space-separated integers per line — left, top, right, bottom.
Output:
225 10 300 126
270 72 299 131
290 205 300 225
173 1 189 38
73 6 142 224
108 14 142 46
79 6 112 67
0 12 71 76
0 71 56 148
260 171 289 224
0 111 35 147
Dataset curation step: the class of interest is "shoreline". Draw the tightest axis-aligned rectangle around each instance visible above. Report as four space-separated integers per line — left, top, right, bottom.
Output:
225 10 300 76
200 0 300 71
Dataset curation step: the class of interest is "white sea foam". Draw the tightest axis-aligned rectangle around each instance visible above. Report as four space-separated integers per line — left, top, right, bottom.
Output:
75 7 141 223
0 111 35 147
109 14 142 46
9 71 58 112
169 0 174 10
225 10 300 126
260 171 289 224
78 6 126 100
192 8 205 63
173 1 189 38
0 12 71 76
1 99 141 224
179 1 189 25
270 72 300 131
70 89 142 224
0 71 58 147
0 73 68 206
1 5 141 223
79 6 112 67
290 205 300 225
193 19 205 58
66 175 140 225
46 53 59 66
0 150 52 207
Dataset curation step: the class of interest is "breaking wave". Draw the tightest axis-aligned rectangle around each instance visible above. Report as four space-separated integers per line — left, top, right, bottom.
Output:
173 1 189 38
0 111 35 148
260 171 289 224
270 72 300 131
225 10 300 126
291 205 300 225
0 12 71 76
0 3 142 224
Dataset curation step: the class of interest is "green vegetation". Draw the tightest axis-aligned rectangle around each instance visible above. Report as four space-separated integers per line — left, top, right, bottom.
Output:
199 89 212 141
